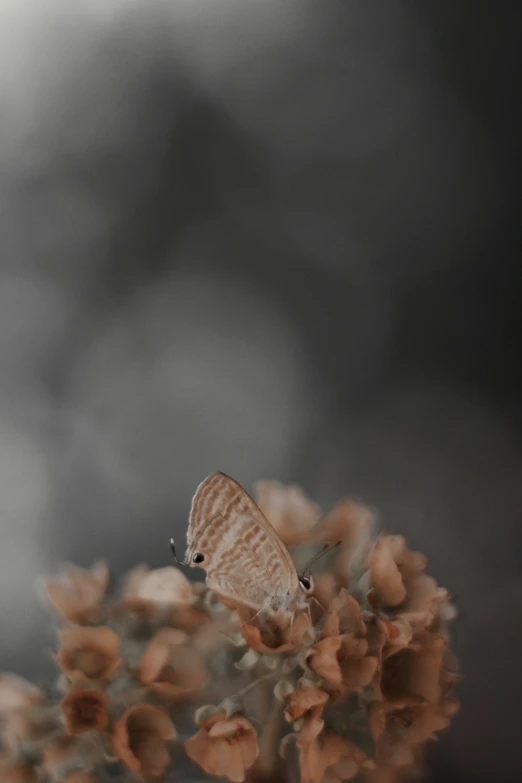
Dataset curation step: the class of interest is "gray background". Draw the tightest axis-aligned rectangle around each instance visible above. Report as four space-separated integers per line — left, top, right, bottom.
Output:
1 2 521 781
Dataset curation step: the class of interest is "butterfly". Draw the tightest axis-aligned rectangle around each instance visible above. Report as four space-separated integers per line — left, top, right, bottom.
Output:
170 472 321 621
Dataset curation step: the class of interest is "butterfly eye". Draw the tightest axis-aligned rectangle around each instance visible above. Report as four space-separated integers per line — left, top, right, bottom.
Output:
193 553 205 564
299 576 313 592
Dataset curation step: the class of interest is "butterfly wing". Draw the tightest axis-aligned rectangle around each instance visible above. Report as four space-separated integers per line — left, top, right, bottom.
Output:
185 472 299 611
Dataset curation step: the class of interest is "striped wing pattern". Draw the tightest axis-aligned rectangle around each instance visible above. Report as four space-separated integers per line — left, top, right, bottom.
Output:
185 472 300 613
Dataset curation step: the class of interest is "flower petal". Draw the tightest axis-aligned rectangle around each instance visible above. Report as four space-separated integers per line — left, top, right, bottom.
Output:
0 675 43 713
43 561 109 624
112 705 175 778
124 566 192 605
255 481 320 548
307 637 344 687
286 687 329 720
370 538 406 607
185 713 258 783
323 590 365 638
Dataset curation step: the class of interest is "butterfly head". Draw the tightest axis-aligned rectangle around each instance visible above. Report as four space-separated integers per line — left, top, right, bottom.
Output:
298 574 314 594
184 540 207 568
170 538 207 569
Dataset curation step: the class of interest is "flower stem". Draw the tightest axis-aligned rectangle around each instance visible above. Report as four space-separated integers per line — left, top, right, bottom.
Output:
234 671 278 700
256 683 285 778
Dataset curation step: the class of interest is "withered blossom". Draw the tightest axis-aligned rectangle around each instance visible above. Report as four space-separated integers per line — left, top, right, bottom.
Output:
43 561 110 624
136 628 207 700
121 565 193 606
381 617 413 654
368 536 447 626
185 711 259 783
307 595 377 690
255 480 321 548
112 704 176 779
285 687 329 722
1 478 459 783
172 604 212 633
315 500 375 589
55 626 121 682
314 499 373 551
380 633 445 706
0 675 45 750
60 687 108 735
0 675 43 713
312 573 339 610
322 590 366 637
114 565 209 633
370 699 459 768
369 537 409 607
364 617 388 700
297 720 373 783
239 611 311 654
307 634 378 690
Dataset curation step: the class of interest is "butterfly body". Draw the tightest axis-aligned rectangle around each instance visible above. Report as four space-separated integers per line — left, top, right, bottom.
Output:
182 472 312 619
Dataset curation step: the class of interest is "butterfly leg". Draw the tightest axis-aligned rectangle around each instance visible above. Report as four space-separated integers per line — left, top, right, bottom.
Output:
250 598 274 625
310 596 327 613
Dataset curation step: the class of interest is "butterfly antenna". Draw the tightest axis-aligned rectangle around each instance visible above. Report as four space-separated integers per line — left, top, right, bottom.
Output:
300 541 342 577
170 538 186 565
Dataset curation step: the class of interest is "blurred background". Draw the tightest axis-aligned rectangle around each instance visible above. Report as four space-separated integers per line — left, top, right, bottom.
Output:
1 1 521 781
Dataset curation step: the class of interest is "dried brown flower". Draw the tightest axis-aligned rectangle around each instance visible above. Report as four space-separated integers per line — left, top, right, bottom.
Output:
365 623 459 769
1 477 460 783
121 565 193 606
60 687 109 735
370 699 459 768
0 675 45 750
284 687 329 722
0 674 45 749
239 611 311 654
0 675 43 713
381 617 413 654
368 536 447 626
185 711 259 783
136 628 207 700
173 604 212 633
255 480 321 548
380 633 445 706
113 566 208 633
112 704 175 779
297 719 372 783
312 573 339 610
369 537 409 607
55 626 121 682
308 634 378 691
43 561 110 624
111 596 208 635
322 590 366 637
314 499 373 550
307 598 378 692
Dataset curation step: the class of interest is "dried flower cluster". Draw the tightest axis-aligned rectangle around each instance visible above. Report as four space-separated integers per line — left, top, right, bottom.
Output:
0 481 459 783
